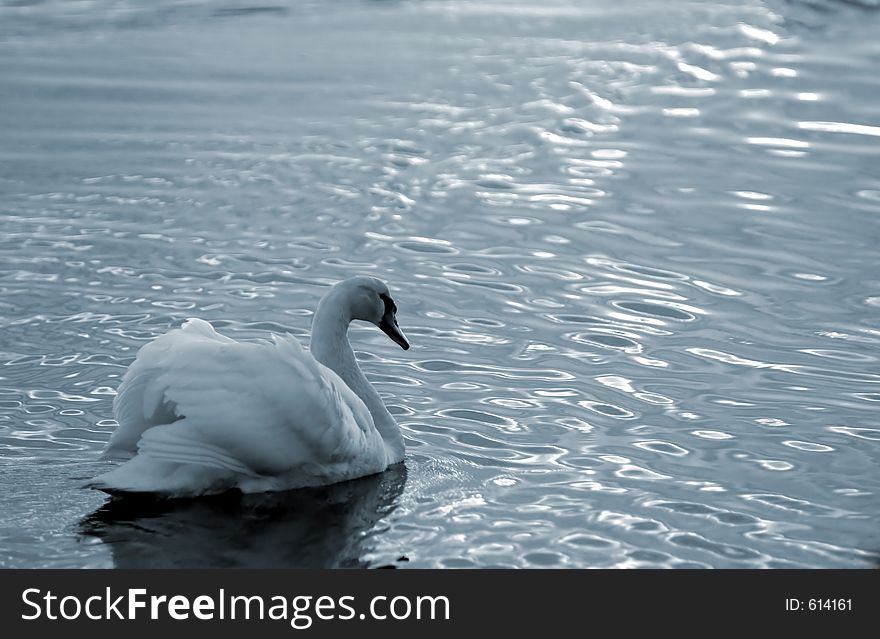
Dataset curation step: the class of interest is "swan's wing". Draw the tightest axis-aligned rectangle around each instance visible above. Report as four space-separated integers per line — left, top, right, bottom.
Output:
107 318 233 457
107 320 383 480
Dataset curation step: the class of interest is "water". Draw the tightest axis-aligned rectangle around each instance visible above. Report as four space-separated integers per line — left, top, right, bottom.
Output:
1 0 878 569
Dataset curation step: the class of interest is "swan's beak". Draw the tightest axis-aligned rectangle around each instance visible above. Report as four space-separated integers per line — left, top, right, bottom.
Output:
379 312 409 350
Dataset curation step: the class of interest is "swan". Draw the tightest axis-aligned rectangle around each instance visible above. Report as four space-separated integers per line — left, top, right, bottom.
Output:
87 276 410 497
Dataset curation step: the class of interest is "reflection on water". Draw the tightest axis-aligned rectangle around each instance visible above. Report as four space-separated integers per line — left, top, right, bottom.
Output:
1 0 879 568
79 465 408 568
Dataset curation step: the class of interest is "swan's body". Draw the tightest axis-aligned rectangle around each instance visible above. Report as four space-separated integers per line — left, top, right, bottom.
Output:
88 276 410 497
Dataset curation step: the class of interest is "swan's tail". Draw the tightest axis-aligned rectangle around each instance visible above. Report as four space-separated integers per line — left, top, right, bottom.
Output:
86 456 235 496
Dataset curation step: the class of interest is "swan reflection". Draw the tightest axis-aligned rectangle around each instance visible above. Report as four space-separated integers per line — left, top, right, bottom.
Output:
79 464 407 568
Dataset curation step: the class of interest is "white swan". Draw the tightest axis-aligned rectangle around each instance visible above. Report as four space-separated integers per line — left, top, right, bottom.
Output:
88 276 410 497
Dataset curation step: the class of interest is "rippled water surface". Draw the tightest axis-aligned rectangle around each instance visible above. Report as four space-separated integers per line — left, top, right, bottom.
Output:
1 0 879 568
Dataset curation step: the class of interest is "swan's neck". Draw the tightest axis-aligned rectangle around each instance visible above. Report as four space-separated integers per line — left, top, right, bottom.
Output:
310 290 404 463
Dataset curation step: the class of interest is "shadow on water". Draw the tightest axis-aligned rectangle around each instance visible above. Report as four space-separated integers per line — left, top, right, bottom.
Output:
78 464 408 569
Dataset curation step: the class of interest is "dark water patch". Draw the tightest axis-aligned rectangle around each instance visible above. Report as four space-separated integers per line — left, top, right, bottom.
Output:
614 301 697 321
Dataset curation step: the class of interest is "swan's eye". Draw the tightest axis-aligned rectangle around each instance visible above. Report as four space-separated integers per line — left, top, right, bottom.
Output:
379 292 397 315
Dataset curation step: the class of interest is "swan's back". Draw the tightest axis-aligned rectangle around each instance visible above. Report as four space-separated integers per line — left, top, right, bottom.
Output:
92 319 388 495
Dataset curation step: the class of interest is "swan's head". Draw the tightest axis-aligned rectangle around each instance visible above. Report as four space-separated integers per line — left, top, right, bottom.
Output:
338 276 410 350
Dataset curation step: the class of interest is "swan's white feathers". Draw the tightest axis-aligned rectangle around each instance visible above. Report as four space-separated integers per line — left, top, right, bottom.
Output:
136 421 260 477
92 318 389 495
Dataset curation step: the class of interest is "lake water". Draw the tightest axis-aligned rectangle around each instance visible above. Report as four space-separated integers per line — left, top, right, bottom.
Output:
1 0 878 568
